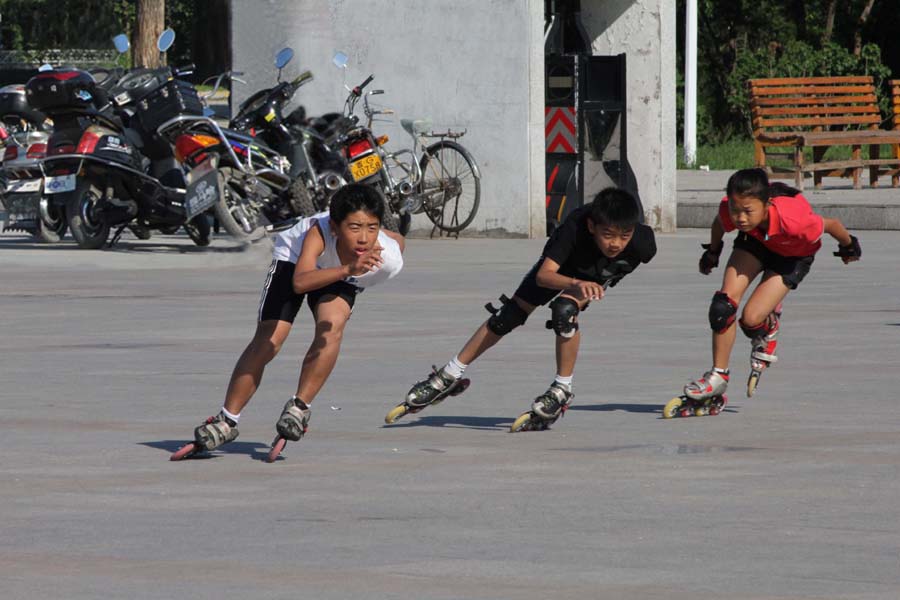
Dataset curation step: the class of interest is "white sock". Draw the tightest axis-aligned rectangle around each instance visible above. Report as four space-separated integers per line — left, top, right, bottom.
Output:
221 407 241 424
442 356 468 380
554 374 573 389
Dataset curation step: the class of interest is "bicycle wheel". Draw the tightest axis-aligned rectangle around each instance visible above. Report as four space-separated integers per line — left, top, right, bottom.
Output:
417 140 480 233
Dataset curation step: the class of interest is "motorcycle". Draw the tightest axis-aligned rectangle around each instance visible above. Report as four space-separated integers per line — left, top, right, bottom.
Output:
0 125 66 241
224 47 347 216
29 29 217 248
158 101 295 241
329 52 421 233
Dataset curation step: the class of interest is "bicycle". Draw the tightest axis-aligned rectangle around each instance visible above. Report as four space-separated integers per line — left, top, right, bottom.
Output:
399 118 481 235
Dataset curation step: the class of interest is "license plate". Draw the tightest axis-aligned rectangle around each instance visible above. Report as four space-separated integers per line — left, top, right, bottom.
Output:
44 174 76 194
184 167 220 219
350 154 382 182
6 178 42 193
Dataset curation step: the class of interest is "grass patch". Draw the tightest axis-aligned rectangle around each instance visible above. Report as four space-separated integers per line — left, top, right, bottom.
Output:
678 138 897 171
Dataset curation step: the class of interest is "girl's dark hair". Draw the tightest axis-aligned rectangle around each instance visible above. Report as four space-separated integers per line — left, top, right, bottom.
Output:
329 183 386 224
726 168 801 202
589 187 641 228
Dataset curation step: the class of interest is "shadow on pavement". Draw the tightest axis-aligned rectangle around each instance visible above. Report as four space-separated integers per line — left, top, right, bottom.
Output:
383 415 514 430
140 439 271 460
569 403 661 413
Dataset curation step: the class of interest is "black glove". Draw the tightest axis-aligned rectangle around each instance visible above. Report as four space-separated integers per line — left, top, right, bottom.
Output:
833 235 861 263
699 242 723 274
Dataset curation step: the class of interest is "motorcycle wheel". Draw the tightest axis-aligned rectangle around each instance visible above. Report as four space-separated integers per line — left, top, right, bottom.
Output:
65 181 110 249
214 168 269 242
287 179 320 217
380 205 399 233
158 225 181 235
32 197 67 243
184 214 211 247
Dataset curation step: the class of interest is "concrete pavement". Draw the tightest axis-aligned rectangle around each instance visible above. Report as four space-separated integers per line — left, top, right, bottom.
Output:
1 230 899 599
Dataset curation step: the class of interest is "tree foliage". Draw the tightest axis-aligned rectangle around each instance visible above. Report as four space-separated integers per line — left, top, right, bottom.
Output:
0 0 219 76
677 0 897 143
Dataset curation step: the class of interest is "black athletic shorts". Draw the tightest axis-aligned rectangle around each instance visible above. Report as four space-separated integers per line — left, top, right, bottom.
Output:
512 259 563 307
733 233 815 290
257 260 359 323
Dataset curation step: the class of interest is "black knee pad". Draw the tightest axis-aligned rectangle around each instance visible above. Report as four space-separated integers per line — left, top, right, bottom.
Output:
485 294 528 336
739 318 767 339
545 296 579 338
708 291 737 333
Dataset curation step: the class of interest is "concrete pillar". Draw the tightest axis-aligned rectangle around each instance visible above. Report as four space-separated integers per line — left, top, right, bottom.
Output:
527 0 546 238
581 0 677 231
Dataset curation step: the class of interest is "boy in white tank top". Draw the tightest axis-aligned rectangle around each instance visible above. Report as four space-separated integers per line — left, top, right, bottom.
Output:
172 184 404 460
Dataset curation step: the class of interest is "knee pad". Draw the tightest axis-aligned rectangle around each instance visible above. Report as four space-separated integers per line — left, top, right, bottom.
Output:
740 312 778 339
485 294 528 336
708 291 738 333
545 296 579 338
739 319 767 339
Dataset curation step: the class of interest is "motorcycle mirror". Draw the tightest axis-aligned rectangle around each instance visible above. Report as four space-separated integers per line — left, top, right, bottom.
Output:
112 33 130 54
38 63 53 72
332 52 349 69
274 48 294 70
157 28 176 53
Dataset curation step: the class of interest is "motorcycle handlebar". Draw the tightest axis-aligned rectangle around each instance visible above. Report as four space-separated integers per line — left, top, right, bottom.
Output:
174 63 195 77
352 74 375 97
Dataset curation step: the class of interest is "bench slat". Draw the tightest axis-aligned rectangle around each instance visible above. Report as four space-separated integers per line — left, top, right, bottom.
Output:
750 76 872 85
758 115 880 128
751 85 874 95
751 94 878 107
807 158 900 169
755 105 877 116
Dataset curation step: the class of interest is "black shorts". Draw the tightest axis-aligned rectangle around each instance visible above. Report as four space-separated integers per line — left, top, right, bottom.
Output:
512 259 563 307
733 233 815 290
257 260 359 323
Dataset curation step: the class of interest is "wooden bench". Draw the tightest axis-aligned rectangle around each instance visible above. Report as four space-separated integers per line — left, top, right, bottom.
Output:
891 79 900 187
748 76 900 190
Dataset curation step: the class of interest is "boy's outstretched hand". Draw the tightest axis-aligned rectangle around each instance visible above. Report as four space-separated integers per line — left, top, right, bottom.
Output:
833 235 861 264
347 244 384 276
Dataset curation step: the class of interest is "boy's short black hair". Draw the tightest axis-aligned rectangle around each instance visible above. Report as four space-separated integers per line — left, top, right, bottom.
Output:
329 183 386 224
589 187 641 229
726 168 802 202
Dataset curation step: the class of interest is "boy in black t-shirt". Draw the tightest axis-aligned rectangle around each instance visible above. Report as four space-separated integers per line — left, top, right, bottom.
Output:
388 188 656 430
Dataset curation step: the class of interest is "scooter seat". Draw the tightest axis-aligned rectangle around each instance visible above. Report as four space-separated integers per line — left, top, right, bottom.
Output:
401 118 432 136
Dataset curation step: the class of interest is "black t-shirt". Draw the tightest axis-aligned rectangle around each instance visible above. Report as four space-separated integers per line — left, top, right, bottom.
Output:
542 205 656 288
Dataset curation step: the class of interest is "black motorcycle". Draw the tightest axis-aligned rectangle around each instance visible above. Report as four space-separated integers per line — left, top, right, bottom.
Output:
213 48 347 217
28 30 217 248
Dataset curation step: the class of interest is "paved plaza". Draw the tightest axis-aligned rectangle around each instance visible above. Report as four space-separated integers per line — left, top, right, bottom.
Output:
1 225 898 599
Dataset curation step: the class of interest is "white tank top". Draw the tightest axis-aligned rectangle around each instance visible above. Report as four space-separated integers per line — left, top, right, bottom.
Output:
271 212 403 289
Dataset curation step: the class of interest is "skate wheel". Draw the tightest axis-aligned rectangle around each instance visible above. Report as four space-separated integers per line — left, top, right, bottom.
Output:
747 372 761 397
709 394 727 416
694 405 709 417
384 404 409 424
662 397 683 419
170 442 198 461
510 412 533 433
449 378 471 397
266 437 287 463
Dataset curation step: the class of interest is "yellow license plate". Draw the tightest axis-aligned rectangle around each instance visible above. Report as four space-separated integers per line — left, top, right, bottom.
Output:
350 154 382 182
